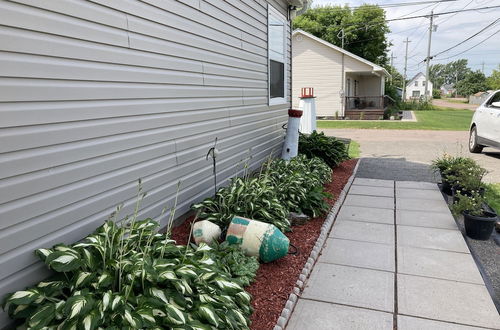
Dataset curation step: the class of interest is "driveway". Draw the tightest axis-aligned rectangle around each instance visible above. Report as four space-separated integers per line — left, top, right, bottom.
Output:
432 98 477 110
322 129 500 183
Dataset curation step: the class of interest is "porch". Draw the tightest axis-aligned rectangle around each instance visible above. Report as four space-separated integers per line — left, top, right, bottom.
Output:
343 72 387 120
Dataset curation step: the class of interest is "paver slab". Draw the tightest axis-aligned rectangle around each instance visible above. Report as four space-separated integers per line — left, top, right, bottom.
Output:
287 299 393 330
319 238 395 272
396 188 444 200
396 209 457 230
344 195 394 209
398 274 500 328
330 220 395 245
303 263 394 312
398 246 484 284
397 226 469 253
349 185 394 197
397 315 485 330
353 178 394 188
396 181 439 190
396 197 450 213
337 205 394 224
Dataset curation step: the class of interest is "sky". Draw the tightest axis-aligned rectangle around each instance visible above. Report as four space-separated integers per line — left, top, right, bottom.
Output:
310 0 500 81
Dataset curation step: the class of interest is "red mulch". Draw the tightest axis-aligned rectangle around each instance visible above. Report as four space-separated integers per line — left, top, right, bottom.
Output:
170 159 358 329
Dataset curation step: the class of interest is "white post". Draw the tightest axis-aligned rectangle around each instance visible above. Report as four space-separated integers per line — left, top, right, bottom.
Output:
298 87 316 134
425 10 434 99
282 109 303 160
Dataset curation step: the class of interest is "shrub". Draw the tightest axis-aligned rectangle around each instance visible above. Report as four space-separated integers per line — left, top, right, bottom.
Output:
433 89 441 99
451 191 487 217
2 219 256 329
431 154 477 184
399 99 434 110
298 131 349 168
444 161 487 192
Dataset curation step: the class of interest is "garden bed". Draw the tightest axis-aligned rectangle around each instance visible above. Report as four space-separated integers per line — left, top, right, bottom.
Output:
172 159 358 330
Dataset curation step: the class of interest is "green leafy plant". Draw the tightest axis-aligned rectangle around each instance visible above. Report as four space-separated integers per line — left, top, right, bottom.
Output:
192 176 290 232
445 160 487 192
2 218 257 329
431 154 477 184
301 186 332 218
451 191 488 217
298 131 349 168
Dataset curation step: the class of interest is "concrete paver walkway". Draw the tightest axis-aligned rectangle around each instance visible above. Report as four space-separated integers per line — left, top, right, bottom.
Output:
287 178 500 330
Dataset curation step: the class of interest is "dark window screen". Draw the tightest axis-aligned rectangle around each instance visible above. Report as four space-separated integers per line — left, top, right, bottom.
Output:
270 59 284 98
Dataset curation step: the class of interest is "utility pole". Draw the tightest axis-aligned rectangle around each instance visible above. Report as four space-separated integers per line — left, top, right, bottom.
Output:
390 52 397 85
339 28 345 49
424 10 434 99
402 38 411 100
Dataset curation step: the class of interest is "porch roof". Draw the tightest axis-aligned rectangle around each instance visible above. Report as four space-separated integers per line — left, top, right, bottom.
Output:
293 29 391 78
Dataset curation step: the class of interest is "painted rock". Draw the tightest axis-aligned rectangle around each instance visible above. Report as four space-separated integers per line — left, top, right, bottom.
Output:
192 220 221 245
226 216 289 263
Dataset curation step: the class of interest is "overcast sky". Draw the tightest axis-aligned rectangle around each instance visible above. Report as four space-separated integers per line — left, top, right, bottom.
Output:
311 0 500 81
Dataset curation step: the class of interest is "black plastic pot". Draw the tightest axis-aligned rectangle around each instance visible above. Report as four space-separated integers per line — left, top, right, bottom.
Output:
463 210 497 240
441 180 453 195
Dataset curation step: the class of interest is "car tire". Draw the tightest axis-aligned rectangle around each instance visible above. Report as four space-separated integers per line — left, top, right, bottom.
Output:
469 126 484 153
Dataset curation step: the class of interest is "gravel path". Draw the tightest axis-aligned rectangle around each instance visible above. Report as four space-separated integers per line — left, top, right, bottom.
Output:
432 98 477 110
322 128 500 183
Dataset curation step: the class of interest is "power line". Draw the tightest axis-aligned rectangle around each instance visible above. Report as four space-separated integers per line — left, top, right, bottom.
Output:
434 29 500 60
385 5 500 22
347 0 457 9
432 18 500 57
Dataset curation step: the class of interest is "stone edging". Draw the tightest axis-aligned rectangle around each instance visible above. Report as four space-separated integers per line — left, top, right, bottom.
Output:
273 160 361 330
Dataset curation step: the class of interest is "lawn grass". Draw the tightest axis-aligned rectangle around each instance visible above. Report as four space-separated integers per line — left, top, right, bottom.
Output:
348 140 360 158
485 183 500 214
318 107 473 131
443 98 468 104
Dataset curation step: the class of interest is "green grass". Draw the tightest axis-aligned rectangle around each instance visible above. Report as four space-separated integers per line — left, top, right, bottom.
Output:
348 140 360 158
444 98 468 104
485 183 500 214
318 107 473 131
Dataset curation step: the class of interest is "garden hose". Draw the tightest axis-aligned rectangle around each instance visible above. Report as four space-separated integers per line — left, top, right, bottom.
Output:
288 243 299 255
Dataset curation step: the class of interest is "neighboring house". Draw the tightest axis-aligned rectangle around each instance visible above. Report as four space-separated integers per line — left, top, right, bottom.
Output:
440 84 455 96
405 72 433 100
469 91 493 105
292 29 391 119
0 0 305 327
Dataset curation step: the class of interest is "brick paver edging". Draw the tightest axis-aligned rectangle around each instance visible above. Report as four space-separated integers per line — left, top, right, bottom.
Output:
273 160 361 330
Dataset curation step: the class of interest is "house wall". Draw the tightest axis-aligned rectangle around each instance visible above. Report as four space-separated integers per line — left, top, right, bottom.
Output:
0 0 291 327
405 74 433 99
292 33 377 117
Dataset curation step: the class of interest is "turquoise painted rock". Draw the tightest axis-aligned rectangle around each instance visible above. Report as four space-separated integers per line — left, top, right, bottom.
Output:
226 216 289 263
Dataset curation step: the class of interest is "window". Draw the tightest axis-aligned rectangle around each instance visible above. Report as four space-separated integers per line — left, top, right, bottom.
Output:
414 81 418 87
412 90 420 98
487 92 500 108
268 5 287 104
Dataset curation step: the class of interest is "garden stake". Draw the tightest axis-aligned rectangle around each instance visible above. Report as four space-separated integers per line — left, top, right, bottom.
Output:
206 137 219 196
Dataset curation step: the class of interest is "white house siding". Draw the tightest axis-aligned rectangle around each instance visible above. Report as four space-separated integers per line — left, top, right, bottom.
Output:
292 33 380 117
405 73 433 99
0 0 292 327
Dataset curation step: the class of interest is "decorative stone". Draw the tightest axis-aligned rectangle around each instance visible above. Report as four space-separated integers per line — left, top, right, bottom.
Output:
192 220 221 245
289 212 310 226
226 216 289 263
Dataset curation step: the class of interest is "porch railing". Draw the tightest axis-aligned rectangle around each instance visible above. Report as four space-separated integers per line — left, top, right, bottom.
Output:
345 96 384 110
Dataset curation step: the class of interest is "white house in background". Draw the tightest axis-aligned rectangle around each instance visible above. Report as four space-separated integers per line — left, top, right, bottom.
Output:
0 0 306 327
405 72 433 100
440 83 455 96
292 29 391 119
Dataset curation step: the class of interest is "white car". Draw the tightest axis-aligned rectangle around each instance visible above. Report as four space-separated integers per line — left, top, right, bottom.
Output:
469 90 500 153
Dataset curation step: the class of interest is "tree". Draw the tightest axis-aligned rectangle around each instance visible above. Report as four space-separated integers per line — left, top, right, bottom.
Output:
386 65 404 87
455 71 488 98
486 65 500 90
293 5 390 66
429 59 471 88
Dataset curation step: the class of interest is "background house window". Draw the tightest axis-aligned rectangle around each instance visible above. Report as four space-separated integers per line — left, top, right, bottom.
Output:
412 90 420 98
268 5 286 103
415 81 418 86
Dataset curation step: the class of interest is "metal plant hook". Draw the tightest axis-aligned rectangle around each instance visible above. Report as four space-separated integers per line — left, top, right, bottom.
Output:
206 137 219 196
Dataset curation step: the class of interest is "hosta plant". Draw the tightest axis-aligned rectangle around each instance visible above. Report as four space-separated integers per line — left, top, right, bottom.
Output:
192 176 290 232
298 131 349 168
2 218 257 329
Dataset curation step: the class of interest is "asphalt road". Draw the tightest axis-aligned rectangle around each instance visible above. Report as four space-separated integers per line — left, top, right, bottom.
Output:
322 129 500 183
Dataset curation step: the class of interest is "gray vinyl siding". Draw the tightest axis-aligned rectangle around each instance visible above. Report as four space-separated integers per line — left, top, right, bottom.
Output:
0 0 291 327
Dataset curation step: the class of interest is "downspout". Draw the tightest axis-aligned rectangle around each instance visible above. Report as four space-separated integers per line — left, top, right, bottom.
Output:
341 53 345 117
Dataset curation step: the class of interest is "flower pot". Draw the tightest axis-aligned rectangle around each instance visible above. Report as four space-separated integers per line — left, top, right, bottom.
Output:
463 210 497 240
441 180 453 195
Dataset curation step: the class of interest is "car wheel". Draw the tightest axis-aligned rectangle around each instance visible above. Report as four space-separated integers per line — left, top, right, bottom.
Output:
469 126 484 153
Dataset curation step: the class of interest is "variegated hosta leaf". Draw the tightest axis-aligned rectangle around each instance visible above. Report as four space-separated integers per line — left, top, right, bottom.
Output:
95 272 112 289
197 304 219 327
110 295 124 312
64 295 93 319
5 288 41 306
165 303 186 325
213 277 243 293
149 288 168 304
123 310 142 329
81 309 100 330
74 272 93 288
198 254 215 266
195 243 212 253
101 291 112 311
46 251 82 273
136 308 156 327
158 270 176 281
199 294 217 304
187 320 213 330
35 248 54 262
175 265 198 279
235 291 252 305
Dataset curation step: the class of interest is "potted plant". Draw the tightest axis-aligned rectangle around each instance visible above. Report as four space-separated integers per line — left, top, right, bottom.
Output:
445 162 487 202
431 155 476 195
451 191 497 240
